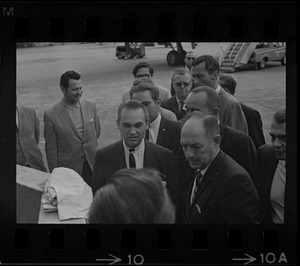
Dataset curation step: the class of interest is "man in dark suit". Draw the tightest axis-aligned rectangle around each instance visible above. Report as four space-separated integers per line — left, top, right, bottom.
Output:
257 108 294 225
161 68 193 120
191 55 248 134
16 104 47 172
91 100 176 200
130 82 181 152
181 113 259 223
173 86 258 222
218 74 265 149
44 71 101 185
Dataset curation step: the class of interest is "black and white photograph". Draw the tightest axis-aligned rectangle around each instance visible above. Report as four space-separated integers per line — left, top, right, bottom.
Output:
16 42 290 225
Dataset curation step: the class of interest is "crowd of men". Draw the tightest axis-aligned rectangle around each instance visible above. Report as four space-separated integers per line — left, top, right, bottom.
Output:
17 53 291 224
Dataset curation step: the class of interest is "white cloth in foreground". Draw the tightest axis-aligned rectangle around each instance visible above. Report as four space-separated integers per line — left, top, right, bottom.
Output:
41 167 93 221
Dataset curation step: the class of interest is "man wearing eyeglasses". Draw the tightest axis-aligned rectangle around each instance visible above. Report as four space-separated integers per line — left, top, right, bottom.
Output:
170 52 196 97
184 51 196 72
44 70 101 186
161 68 193 121
257 108 293 224
121 62 171 104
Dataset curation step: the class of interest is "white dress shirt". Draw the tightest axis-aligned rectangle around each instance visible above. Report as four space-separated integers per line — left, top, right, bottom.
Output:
149 114 161 144
215 84 221 94
123 139 145 169
270 160 286 224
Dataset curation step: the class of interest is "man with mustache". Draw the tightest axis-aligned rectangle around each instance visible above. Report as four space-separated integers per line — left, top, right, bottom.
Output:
44 70 101 185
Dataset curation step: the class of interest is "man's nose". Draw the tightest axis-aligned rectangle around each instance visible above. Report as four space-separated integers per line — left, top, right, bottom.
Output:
129 127 137 135
184 146 194 158
273 137 282 147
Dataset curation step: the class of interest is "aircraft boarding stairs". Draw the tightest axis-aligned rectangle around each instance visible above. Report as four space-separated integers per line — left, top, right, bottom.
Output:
215 42 258 72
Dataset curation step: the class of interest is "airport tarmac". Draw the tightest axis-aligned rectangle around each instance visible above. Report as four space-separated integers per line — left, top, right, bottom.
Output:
16 43 286 171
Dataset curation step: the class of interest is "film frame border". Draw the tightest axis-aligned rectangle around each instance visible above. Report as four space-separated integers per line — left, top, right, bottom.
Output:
0 1 297 265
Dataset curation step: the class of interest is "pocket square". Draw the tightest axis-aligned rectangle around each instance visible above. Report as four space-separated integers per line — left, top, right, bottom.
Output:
196 204 201 214
89 118 94 122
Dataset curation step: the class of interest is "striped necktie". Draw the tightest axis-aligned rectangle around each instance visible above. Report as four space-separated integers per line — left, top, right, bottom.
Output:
190 169 203 205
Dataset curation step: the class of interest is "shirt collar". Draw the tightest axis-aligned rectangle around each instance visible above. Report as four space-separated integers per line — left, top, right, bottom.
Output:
279 160 286 168
123 138 145 153
62 98 80 109
150 113 161 128
215 84 221 95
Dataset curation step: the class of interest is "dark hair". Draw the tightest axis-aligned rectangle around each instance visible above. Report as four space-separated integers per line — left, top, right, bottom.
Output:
185 51 195 59
60 70 81 89
132 77 155 86
192 55 219 74
88 168 176 223
129 83 160 102
273 108 286 124
117 100 149 122
132 62 154 77
218 74 237 95
185 113 220 141
171 68 192 82
189 86 220 110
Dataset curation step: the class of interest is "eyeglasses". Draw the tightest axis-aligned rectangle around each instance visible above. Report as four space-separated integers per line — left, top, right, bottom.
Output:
186 57 195 60
173 82 191 87
136 74 151 78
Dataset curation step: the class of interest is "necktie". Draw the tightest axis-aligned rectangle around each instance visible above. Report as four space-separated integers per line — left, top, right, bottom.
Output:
129 148 136 168
179 101 186 118
145 128 150 140
190 169 203 205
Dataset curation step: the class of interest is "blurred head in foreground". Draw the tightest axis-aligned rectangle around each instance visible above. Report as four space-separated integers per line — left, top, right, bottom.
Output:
88 168 175 223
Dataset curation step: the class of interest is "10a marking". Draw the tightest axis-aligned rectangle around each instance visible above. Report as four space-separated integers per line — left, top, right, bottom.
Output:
260 252 287 264
128 254 144 265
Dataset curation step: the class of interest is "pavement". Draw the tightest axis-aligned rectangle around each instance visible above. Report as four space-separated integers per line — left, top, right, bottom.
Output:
16 43 286 171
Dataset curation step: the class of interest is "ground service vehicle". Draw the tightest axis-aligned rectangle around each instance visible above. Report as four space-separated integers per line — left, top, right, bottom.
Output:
116 43 145 59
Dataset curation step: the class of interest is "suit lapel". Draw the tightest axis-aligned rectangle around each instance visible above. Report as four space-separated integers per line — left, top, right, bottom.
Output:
189 150 224 208
143 140 155 167
172 97 180 117
16 105 24 134
58 100 81 139
114 141 127 170
80 99 89 141
156 116 166 145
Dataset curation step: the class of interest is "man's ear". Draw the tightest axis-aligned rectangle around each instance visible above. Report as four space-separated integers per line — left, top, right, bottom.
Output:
212 107 220 117
60 85 65 92
211 70 219 80
157 99 161 106
213 134 221 146
116 119 120 127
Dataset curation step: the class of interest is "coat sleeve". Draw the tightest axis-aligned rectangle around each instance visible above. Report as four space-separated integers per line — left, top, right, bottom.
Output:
43 111 57 173
225 102 249 134
220 174 260 223
245 136 259 188
33 109 40 145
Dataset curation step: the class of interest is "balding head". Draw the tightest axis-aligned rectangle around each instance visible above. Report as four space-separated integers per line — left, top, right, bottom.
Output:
184 86 220 118
181 113 221 170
